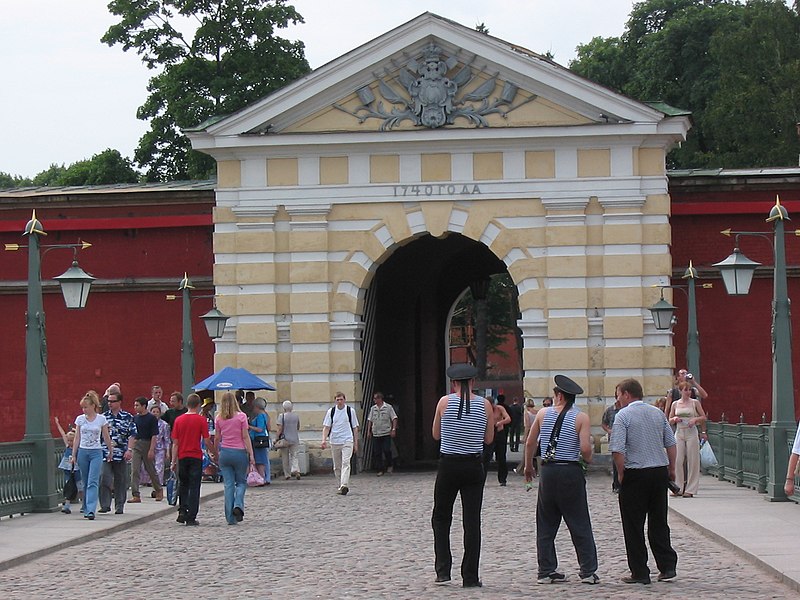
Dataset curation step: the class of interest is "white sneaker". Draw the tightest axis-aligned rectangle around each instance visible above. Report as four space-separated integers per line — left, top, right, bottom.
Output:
581 573 600 585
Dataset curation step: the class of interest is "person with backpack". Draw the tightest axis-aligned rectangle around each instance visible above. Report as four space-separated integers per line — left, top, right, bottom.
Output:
321 392 359 495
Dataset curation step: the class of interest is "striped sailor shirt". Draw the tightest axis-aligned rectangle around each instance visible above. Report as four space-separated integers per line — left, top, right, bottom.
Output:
440 393 487 455
609 400 676 469
539 406 581 461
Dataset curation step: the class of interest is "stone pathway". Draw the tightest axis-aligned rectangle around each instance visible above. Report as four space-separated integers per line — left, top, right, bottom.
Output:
0 472 793 598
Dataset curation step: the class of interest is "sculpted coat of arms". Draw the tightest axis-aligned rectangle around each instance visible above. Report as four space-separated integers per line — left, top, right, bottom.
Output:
335 43 536 130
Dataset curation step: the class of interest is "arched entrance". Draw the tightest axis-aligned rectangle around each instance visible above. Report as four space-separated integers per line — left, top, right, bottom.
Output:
363 232 510 463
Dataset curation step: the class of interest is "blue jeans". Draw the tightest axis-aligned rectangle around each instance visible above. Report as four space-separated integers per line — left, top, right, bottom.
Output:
218 448 248 524
77 448 104 515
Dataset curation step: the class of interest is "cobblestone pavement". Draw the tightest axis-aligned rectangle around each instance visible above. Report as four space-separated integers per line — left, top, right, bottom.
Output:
0 471 794 598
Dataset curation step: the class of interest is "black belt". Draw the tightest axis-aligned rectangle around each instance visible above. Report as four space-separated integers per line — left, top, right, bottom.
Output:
542 460 580 466
440 453 482 460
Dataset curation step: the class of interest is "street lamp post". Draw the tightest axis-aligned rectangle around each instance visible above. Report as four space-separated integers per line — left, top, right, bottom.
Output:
6 211 95 512
713 197 796 501
649 262 708 380
171 274 229 398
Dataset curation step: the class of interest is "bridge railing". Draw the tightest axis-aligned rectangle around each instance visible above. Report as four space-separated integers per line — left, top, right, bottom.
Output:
705 421 798 502
0 440 64 518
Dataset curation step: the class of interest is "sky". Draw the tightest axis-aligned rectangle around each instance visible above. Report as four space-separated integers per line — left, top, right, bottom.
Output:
0 0 637 178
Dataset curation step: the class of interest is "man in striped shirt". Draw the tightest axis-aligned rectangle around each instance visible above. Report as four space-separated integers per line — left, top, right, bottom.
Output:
610 378 678 585
431 363 495 588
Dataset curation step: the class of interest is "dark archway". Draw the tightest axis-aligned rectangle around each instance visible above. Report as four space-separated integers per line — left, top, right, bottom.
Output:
365 232 508 463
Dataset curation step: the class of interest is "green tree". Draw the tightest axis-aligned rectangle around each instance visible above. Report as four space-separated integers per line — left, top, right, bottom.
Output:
0 172 33 188
451 273 519 365
32 164 67 187
570 0 800 169
58 149 140 186
103 0 311 181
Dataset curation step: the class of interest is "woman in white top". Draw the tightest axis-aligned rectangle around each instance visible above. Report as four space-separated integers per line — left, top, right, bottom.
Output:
71 390 113 520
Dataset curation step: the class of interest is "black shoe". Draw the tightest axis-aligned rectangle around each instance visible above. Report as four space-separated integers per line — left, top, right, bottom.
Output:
622 576 651 585
657 570 676 582
185 519 199 526
463 581 482 588
232 506 244 522
86 513 95 520
499 482 507 487
340 486 349 496
115 509 124 515
176 512 186 524
435 576 451 585
98 507 111 513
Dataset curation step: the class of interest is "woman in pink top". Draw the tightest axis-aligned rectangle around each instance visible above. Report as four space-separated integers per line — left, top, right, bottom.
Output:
215 391 255 525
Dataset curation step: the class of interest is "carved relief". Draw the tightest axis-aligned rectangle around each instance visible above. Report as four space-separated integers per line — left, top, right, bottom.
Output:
334 43 536 130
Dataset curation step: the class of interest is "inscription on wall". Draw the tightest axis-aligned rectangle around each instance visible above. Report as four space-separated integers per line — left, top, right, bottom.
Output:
391 184 482 197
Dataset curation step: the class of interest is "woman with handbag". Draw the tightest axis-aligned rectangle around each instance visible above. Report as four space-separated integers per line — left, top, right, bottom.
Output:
216 391 256 524
277 400 301 480
248 398 271 485
668 381 707 497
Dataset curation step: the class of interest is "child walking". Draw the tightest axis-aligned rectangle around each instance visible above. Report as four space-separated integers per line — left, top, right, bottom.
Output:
55 416 82 514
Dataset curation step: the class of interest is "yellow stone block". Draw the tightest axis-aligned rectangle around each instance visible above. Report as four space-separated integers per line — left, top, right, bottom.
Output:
643 253 672 277
643 194 671 215
637 148 665 176
602 288 644 309
545 288 588 310
289 230 329 252
214 232 235 254
267 158 298 186
290 352 331 374
217 160 241 188
235 232 273 253
237 294 277 315
289 292 329 314
420 202 454 238
331 350 360 373
545 225 588 247
473 152 503 180
525 150 556 179
507 259 543 284
603 255 644 277
578 149 610 178
548 348 589 369
546 255 587 277
643 346 675 369
421 153 451 182
643 222 671 245
331 290 360 314
227 263 274 285
548 317 588 339
603 347 644 368
237 353 277 374
289 262 328 283
237 322 277 344
291 322 331 344
603 223 641 244
213 206 237 223
320 156 348 185
370 155 399 183
214 264 236 286
603 316 644 339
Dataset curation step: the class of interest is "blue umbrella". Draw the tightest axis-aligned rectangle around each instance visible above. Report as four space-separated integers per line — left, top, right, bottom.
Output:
193 366 276 391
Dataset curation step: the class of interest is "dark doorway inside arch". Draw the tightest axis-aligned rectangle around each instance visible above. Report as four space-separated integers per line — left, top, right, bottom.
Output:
362 232 519 465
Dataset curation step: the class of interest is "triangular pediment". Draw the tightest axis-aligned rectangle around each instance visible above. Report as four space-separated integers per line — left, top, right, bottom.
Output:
191 13 686 145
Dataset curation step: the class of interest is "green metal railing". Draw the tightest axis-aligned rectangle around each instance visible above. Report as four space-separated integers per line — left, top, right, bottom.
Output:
0 440 65 518
705 420 798 501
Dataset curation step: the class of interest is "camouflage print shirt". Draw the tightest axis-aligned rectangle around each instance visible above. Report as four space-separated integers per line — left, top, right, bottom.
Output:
102 409 137 461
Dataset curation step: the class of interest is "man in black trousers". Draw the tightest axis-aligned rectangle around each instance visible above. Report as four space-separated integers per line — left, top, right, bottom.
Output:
610 378 678 585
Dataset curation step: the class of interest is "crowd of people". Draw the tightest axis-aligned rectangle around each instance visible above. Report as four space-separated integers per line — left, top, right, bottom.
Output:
57 382 304 526
56 365 727 588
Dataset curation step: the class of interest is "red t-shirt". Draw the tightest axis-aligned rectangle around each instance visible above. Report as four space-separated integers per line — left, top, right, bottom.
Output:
172 412 210 459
